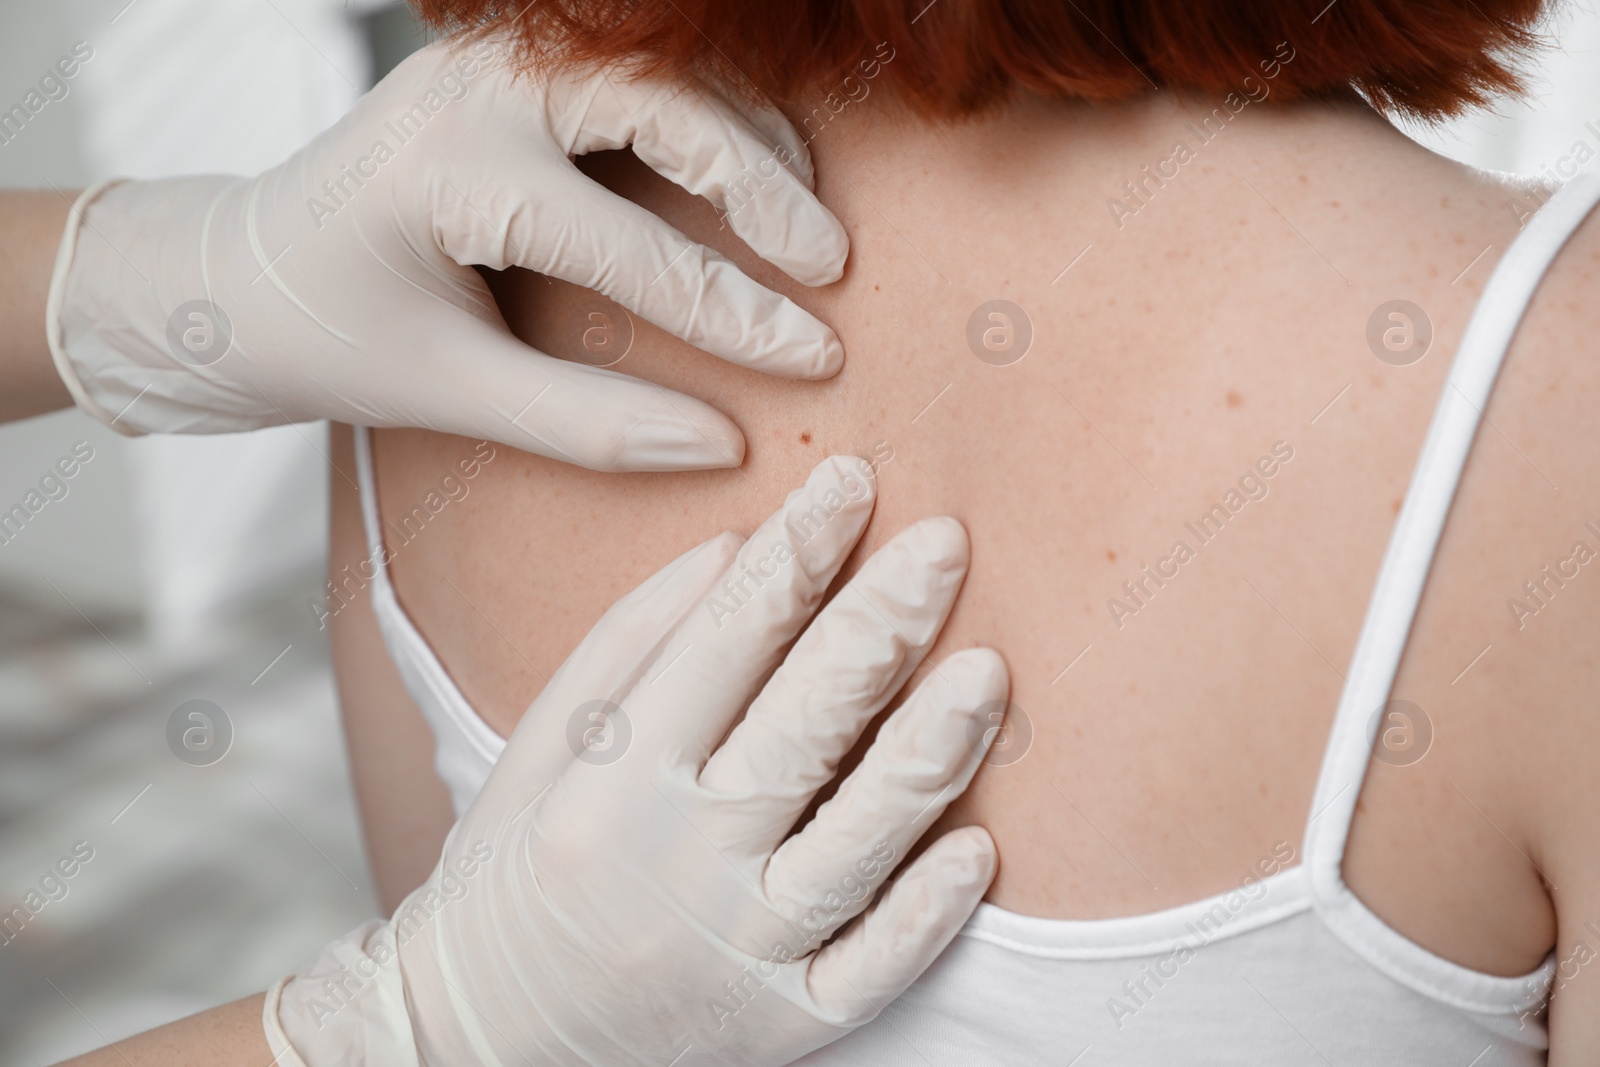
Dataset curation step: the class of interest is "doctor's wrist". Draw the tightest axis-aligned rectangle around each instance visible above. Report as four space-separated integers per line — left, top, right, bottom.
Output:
0 189 76 424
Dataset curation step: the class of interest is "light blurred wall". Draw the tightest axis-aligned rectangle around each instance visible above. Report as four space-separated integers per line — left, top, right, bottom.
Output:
1401 2 1600 184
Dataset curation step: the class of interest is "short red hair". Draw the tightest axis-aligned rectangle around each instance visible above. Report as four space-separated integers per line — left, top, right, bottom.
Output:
415 0 1549 120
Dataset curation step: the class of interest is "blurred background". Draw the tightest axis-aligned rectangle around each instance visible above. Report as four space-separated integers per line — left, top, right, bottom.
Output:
0 1 1595 1062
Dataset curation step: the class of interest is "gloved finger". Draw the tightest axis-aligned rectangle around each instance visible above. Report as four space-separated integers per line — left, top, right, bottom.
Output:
698 517 970 846
481 532 743 806
383 316 746 471
548 69 843 285
607 79 845 285
804 826 997 1025
453 171 841 380
625 456 877 765
762 647 1008 937
717 98 818 190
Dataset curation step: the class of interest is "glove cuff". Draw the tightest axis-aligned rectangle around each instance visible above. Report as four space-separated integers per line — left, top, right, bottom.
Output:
262 975 312 1067
46 173 251 435
266 918 424 1067
46 178 130 433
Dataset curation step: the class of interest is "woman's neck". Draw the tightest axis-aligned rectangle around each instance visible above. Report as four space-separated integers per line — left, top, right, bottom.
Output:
777 85 1450 253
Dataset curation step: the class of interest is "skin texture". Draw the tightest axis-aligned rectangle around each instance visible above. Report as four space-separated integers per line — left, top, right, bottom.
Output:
332 89 1600 1058
55 995 269 1066
0 189 76 422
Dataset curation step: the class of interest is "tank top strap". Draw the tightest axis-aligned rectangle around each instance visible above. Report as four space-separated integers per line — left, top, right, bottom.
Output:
349 425 507 813
1302 174 1600 1009
352 424 393 587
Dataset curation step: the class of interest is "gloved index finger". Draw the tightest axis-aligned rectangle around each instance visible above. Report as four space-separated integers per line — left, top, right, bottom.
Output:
620 456 878 771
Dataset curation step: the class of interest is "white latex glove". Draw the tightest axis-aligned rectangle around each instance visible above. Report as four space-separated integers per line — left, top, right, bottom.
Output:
265 457 1009 1066
46 35 848 471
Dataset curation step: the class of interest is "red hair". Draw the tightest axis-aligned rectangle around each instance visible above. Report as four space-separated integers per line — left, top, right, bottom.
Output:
414 0 1549 120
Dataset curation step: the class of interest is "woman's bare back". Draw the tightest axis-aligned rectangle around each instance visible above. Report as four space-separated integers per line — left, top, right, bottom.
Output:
333 89 1600 1017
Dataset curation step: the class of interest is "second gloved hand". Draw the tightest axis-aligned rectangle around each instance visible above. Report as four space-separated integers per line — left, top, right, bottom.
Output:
47 34 848 471
266 457 1010 1066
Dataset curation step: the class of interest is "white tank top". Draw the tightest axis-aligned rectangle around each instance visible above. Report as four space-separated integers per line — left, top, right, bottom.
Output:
352 173 1600 1064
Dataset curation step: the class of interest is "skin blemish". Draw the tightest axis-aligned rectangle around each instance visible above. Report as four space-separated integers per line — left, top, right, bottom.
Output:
1226 390 1243 409
1106 549 1117 562
800 431 813 445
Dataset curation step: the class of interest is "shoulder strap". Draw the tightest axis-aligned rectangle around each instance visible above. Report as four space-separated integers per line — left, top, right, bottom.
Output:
349 425 507 815
352 424 392 583
1302 175 1600 1010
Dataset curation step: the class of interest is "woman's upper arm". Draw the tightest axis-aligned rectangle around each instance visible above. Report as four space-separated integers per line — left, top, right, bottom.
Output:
1542 711 1600 1063
327 421 456 913
1516 215 1600 1064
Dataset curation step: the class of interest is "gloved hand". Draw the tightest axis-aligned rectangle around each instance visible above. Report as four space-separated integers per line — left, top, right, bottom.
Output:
46 34 848 471
264 457 1009 1066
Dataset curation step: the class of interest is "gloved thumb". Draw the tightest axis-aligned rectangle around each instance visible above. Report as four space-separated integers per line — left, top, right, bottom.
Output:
363 315 747 472
481 532 742 802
